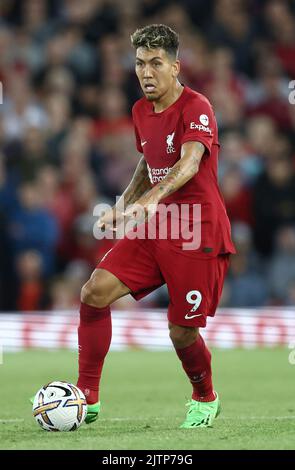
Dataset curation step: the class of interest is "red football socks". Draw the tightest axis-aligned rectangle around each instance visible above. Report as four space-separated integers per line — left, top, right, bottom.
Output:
175 334 215 402
77 302 112 404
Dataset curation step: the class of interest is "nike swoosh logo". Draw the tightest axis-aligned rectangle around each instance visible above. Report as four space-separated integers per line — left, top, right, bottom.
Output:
185 313 203 320
141 141 147 146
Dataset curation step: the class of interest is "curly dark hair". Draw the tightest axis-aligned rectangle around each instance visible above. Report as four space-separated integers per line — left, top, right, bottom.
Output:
130 24 179 59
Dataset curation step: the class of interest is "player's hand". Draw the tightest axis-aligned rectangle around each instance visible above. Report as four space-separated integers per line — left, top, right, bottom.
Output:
97 207 124 232
122 194 159 223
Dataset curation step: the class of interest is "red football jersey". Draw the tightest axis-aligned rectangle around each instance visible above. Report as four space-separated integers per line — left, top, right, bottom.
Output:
132 85 236 257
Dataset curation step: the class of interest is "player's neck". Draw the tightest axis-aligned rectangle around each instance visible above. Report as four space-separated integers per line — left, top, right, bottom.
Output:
153 81 184 113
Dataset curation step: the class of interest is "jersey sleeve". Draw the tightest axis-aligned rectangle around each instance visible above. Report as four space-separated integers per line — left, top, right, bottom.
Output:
134 123 143 154
132 104 143 154
181 98 215 156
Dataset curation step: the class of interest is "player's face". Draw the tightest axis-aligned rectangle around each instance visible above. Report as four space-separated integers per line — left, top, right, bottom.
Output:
135 47 179 102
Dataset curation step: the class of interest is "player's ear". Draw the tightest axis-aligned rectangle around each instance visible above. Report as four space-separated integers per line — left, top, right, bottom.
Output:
172 60 180 78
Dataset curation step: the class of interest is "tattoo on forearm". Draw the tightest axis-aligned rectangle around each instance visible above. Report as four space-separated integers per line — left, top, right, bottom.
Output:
157 165 186 195
123 158 151 205
119 143 203 207
155 153 201 198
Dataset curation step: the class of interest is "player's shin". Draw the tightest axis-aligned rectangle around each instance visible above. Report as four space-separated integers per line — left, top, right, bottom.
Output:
77 302 112 404
175 334 215 402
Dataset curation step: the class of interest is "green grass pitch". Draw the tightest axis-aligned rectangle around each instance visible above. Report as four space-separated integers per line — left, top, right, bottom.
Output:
1 348 294 450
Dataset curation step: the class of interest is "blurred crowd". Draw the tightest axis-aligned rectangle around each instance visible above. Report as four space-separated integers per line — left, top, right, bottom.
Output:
0 0 295 311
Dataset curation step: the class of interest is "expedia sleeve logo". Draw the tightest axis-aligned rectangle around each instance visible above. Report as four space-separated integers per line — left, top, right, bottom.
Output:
189 114 212 134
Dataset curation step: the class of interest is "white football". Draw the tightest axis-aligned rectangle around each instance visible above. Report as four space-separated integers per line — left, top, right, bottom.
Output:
32 381 87 431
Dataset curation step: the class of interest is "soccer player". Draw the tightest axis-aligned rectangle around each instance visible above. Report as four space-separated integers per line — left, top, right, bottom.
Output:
77 24 236 428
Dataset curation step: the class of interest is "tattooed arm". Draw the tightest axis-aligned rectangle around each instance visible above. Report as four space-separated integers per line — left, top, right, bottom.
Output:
99 143 204 228
117 156 151 206
127 142 205 216
150 141 205 201
97 156 151 230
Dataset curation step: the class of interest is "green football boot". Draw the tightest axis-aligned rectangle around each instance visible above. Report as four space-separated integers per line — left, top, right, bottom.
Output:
84 401 100 424
180 393 221 428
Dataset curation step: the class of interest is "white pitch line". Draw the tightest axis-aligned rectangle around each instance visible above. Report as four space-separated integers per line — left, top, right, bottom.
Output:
224 416 295 420
99 418 166 422
98 416 295 422
1 416 294 425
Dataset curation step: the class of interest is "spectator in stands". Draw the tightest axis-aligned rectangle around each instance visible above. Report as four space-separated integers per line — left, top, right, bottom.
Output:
226 222 269 307
63 260 92 302
1 70 48 142
207 0 255 73
16 250 45 311
268 225 295 304
7 181 59 276
10 125 50 182
245 115 278 161
262 0 295 78
286 278 295 306
219 130 262 183
252 140 295 256
204 47 246 131
49 276 79 310
219 165 254 227
246 55 293 131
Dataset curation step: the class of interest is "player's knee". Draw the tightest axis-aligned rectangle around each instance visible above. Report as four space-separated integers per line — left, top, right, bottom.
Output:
80 276 109 308
169 324 199 349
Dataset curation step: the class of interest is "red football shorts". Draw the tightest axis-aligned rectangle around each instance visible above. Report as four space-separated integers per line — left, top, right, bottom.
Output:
98 237 230 328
